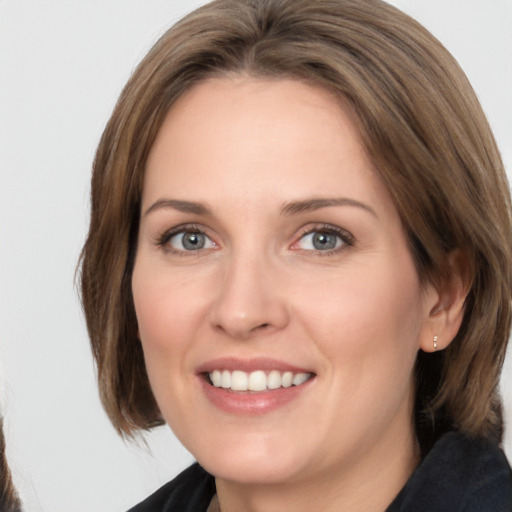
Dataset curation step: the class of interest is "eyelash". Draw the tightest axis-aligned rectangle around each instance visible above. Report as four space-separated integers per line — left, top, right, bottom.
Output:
293 224 355 256
156 224 214 256
155 223 355 256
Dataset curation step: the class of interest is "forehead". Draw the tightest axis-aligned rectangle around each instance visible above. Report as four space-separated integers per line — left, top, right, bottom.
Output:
142 77 395 221
149 77 360 160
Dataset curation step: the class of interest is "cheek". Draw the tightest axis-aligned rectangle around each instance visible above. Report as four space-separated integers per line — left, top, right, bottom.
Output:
131 262 204 414
131 271 193 407
132 282 174 352
295 258 423 386
132 262 208 354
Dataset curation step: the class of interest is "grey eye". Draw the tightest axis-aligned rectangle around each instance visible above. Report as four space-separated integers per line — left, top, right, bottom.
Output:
312 232 338 250
169 231 214 251
182 232 205 250
298 231 343 251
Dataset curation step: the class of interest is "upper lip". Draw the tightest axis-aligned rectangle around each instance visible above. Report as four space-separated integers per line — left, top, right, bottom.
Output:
196 357 314 375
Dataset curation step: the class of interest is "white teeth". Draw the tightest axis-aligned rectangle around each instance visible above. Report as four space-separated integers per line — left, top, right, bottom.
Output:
208 370 312 391
248 370 267 391
281 371 293 388
231 371 248 391
221 370 231 388
267 370 282 390
292 373 309 386
211 370 222 387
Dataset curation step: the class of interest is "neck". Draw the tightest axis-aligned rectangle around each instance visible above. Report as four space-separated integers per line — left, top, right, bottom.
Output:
215 424 420 512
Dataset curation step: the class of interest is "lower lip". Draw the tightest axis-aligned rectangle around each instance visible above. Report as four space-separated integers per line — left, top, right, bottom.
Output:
199 377 314 415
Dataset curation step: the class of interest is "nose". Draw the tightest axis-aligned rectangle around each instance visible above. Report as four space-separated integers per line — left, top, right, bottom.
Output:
208 252 289 340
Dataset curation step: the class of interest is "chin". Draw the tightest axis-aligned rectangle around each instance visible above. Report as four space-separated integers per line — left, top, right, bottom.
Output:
189 432 312 485
202 454 305 485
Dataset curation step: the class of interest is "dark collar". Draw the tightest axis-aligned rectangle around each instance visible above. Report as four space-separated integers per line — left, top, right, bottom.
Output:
386 432 512 511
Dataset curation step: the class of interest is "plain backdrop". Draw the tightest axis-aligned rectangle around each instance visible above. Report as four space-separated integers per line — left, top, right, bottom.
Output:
0 1 511 511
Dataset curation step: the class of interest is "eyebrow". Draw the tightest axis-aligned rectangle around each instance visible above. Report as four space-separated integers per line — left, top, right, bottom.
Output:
144 199 212 217
143 196 376 218
280 197 377 217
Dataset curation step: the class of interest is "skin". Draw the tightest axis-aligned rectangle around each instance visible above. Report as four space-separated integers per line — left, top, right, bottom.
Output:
132 77 465 512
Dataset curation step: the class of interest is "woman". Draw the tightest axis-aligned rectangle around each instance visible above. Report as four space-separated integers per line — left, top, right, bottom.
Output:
80 0 512 510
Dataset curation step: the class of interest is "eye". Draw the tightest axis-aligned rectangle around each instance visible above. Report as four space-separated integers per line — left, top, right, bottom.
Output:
161 228 216 253
294 226 353 252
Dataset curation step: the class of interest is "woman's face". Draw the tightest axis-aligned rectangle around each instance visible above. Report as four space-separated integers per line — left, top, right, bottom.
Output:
132 78 437 487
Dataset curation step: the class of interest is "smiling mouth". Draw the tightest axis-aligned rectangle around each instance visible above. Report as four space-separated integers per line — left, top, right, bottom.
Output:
206 370 314 392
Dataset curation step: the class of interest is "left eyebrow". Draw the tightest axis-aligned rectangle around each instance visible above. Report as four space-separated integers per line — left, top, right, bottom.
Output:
280 197 377 217
143 198 212 217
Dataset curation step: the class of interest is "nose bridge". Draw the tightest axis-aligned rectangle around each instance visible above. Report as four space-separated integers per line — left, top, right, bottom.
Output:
209 243 288 339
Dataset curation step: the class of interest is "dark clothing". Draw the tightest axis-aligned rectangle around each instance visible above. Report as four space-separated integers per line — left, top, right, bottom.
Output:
128 432 512 511
386 432 512 511
128 463 215 512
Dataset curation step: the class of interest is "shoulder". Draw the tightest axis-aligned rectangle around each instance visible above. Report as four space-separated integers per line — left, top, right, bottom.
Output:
127 463 215 512
387 432 512 512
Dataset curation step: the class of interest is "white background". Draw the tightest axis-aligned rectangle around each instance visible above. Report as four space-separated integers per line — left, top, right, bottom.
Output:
0 1 511 511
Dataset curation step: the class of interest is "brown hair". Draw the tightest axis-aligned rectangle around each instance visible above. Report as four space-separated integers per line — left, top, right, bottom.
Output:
0 418 22 512
79 0 512 452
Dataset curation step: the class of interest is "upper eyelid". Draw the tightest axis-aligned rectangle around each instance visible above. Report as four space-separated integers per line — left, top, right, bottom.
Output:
156 226 218 256
288 224 356 254
157 223 212 244
162 223 208 235
296 224 354 241
154 222 354 248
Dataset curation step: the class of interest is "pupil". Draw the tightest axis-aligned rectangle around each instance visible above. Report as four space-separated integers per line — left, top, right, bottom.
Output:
313 232 336 250
182 232 205 250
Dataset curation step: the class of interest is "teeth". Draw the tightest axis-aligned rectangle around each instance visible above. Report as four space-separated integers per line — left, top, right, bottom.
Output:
231 371 248 391
267 370 282 390
248 370 267 391
221 370 231 389
208 369 312 391
292 372 310 386
211 370 222 387
281 371 293 388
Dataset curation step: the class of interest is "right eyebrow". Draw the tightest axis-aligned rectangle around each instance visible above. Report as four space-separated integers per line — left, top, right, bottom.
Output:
143 199 212 217
280 197 377 217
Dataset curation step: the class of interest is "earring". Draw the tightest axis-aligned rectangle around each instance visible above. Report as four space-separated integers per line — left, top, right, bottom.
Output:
433 335 438 350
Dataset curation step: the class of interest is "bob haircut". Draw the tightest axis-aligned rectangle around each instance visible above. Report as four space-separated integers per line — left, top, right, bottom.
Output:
80 0 512 453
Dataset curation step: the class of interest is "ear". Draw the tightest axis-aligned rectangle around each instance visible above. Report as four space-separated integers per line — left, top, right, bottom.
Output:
419 249 471 353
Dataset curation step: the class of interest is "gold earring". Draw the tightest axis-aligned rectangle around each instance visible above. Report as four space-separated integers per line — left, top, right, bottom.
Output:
433 335 438 350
